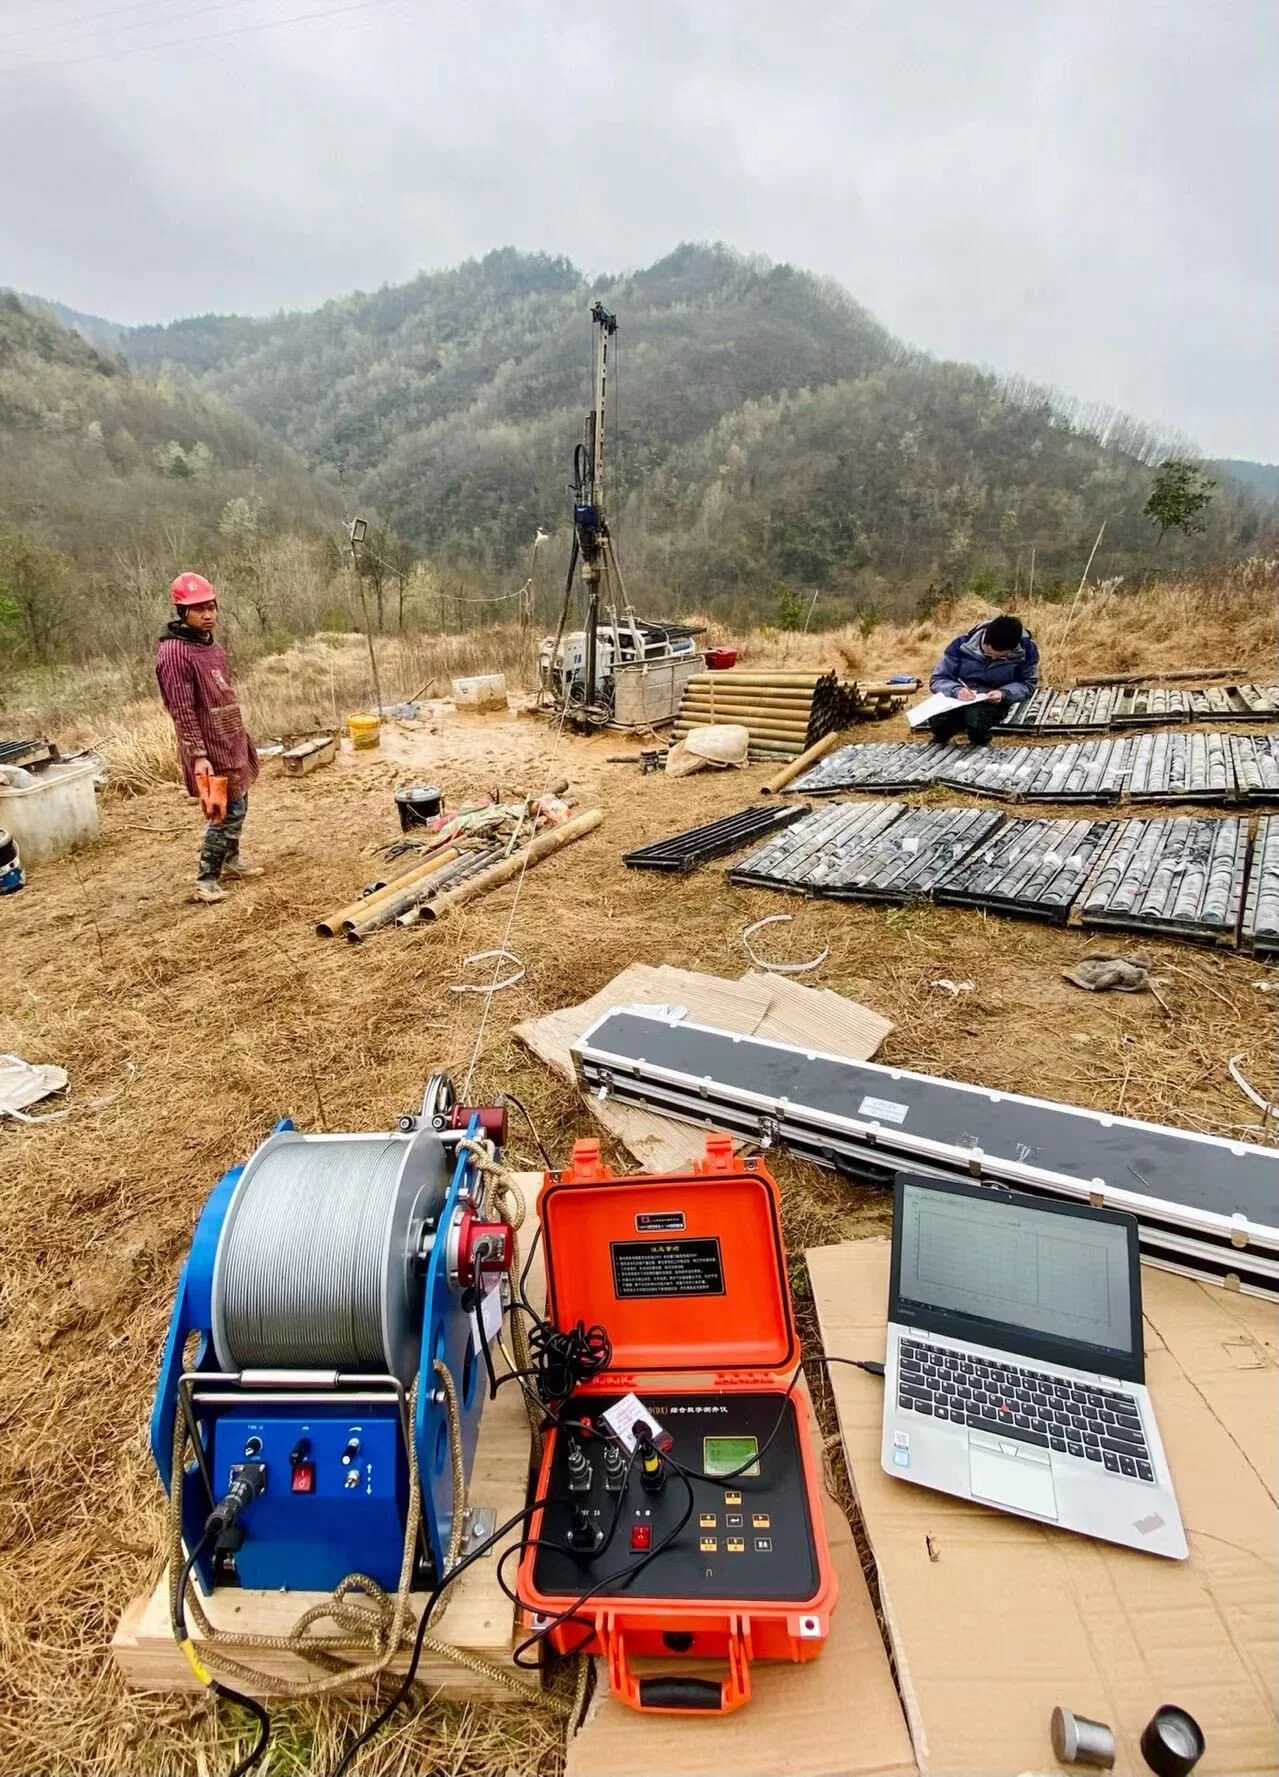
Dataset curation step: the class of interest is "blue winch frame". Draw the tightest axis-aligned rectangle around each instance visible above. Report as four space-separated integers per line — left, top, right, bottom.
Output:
150 1114 494 1594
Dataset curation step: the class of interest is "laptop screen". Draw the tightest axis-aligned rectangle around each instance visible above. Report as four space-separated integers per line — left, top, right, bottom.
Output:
892 1176 1143 1381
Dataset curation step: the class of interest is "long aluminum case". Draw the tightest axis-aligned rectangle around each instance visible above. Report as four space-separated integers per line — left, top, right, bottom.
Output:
572 1011 1279 1300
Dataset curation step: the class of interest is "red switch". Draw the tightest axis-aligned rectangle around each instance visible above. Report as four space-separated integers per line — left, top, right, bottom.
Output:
290 1462 315 1494
629 1523 652 1552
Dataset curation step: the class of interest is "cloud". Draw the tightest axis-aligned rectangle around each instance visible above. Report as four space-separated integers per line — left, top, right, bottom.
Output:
1 0 1274 456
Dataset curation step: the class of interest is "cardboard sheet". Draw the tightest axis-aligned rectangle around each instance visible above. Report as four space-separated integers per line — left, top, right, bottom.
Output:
566 1397 916 1777
516 964 893 1172
807 1238 1279 1777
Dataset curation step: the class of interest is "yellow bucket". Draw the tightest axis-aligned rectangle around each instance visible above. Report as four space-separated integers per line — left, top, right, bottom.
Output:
347 713 381 750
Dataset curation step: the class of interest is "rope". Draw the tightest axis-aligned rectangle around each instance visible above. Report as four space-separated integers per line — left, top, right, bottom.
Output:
167 1360 559 1708
459 693 575 1099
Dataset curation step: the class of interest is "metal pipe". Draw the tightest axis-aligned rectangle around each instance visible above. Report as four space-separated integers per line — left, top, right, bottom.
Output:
421 809 604 923
343 848 468 940
316 840 458 936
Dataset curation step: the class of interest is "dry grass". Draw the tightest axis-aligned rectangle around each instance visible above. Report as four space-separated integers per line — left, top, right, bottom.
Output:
2 578 1277 1775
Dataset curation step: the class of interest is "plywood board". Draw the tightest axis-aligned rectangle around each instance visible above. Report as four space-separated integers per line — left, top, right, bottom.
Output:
806 1238 1279 1776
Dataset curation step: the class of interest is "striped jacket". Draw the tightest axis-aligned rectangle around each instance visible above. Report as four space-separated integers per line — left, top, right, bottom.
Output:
155 624 259 800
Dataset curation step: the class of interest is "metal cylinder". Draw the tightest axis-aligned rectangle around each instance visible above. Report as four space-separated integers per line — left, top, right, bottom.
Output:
1051 1706 1115 1769
210 1130 451 1383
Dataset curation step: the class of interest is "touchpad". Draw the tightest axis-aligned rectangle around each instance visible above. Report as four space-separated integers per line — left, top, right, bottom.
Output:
970 1445 1058 1519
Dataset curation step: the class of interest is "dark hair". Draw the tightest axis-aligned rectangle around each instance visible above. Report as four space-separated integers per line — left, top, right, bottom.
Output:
984 615 1024 651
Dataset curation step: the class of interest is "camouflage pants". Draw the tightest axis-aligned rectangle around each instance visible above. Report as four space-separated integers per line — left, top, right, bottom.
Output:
197 793 249 882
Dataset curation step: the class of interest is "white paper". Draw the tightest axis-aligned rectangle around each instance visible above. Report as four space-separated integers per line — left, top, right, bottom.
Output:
602 1391 672 1453
907 692 968 728
470 1276 504 1356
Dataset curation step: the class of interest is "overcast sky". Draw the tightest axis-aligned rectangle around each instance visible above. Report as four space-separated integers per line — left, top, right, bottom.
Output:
1 0 1275 458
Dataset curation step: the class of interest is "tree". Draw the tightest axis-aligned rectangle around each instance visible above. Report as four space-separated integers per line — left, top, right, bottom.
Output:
775 584 805 630
0 527 72 663
1144 458 1216 547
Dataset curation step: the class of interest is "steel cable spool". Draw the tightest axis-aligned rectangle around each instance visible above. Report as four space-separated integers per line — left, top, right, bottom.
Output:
210 1130 451 1383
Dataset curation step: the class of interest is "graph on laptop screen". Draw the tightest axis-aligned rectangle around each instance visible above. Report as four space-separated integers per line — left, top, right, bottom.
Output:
897 1182 1134 1357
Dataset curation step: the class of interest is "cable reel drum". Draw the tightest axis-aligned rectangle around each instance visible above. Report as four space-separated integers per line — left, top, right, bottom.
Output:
150 1074 514 1599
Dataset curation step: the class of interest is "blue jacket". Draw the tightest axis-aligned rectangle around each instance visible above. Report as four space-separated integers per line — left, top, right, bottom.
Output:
930 622 1040 704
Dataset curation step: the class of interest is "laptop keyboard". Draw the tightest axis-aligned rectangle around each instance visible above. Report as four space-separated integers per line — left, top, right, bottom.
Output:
897 1338 1155 1483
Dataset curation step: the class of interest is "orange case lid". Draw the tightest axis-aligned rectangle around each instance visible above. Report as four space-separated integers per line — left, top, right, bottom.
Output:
540 1135 797 1377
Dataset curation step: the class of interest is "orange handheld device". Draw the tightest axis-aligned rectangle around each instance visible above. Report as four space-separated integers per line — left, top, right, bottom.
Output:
516 1135 837 1714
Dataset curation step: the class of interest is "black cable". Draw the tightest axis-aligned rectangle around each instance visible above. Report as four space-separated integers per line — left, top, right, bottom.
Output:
174 1536 271 1777
501 1091 557 1172
326 1490 556 1777
503 1460 696 1670
814 1355 885 1378
527 1317 612 1407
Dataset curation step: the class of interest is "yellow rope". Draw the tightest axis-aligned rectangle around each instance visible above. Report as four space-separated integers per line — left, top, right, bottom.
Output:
167 1361 564 1710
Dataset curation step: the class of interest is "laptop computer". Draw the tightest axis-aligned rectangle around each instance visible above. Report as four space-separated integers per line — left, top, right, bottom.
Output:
881 1172 1187 1559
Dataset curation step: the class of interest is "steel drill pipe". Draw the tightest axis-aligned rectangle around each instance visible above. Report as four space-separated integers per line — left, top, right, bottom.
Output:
759 730 843 794
314 840 458 936
687 672 825 688
420 809 604 923
341 847 463 938
335 844 461 928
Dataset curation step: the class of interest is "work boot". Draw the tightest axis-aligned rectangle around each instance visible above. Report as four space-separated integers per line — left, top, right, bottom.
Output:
222 858 264 879
194 877 226 903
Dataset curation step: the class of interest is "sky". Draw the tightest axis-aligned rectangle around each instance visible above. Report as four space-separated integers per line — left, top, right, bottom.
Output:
1 0 1275 459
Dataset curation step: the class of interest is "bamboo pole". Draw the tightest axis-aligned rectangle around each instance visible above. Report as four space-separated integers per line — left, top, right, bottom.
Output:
759 729 843 794
344 847 464 940
680 692 816 713
420 810 603 924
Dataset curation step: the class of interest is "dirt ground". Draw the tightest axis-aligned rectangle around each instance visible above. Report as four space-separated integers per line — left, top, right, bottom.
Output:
2 689 1276 1777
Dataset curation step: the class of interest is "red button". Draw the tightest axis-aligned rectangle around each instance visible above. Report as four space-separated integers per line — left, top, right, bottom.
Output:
630 1523 651 1552
291 1463 315 1494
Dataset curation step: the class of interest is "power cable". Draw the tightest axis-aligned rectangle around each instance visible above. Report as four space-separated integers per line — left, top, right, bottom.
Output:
0 0 252 52
0 0 403 76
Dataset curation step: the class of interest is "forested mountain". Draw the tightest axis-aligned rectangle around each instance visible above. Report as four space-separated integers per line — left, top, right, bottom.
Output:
1214 459 1279 502
0 294 342 663
114 245 1273 617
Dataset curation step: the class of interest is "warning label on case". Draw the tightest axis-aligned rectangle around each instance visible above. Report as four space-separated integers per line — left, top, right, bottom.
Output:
610 1237 725 1298
635 1210 686 1233
858 1095 909 1124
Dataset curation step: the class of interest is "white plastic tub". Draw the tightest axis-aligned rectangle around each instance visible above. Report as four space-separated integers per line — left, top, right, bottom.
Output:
451 673 508 711
0 758 102 865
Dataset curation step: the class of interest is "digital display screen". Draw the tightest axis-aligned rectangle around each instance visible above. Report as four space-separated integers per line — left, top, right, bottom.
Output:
703 1435 760 1478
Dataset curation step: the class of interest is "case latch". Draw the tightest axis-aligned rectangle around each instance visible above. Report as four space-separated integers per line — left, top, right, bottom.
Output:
696 1133 737 1175
561 1139 614 1185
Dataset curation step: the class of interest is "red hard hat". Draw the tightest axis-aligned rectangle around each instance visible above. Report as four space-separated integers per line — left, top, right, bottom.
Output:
171 571 217 607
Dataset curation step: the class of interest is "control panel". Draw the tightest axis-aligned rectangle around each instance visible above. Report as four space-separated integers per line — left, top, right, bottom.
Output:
531 1392 819 1603
208 1410 409 1593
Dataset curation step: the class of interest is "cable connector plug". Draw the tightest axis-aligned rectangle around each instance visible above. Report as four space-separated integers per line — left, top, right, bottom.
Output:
204 1461 267 1542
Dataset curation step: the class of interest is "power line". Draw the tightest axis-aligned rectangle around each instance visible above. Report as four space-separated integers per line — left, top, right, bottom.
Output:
0 0 402 76
0 0 250 53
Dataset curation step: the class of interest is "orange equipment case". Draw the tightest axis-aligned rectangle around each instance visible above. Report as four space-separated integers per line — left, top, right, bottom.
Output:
516 1135 838 1715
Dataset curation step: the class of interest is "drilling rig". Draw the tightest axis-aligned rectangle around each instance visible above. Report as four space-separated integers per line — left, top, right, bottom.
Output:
539 303 702 726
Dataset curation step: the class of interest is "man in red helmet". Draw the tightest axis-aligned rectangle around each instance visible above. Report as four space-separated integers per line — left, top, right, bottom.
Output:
155 572 261 902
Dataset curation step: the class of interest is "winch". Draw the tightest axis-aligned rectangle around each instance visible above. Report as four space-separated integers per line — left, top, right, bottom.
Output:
149 1072 514 1599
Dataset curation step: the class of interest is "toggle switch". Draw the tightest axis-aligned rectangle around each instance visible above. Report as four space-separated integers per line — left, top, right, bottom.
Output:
341 1437 361 1467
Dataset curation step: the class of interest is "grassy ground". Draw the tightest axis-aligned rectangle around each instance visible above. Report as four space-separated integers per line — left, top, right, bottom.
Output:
1 578 1275 1775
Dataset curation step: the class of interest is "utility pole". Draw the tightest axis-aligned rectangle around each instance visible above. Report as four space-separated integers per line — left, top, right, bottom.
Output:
346 517 383 718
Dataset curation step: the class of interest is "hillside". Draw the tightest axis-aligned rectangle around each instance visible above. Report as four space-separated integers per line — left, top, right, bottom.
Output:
0 294 343 664
1214 458 1279 502
114 244 1275 615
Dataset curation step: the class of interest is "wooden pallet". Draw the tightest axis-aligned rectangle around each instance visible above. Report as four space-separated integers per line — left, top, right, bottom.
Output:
111 1175 545 1701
